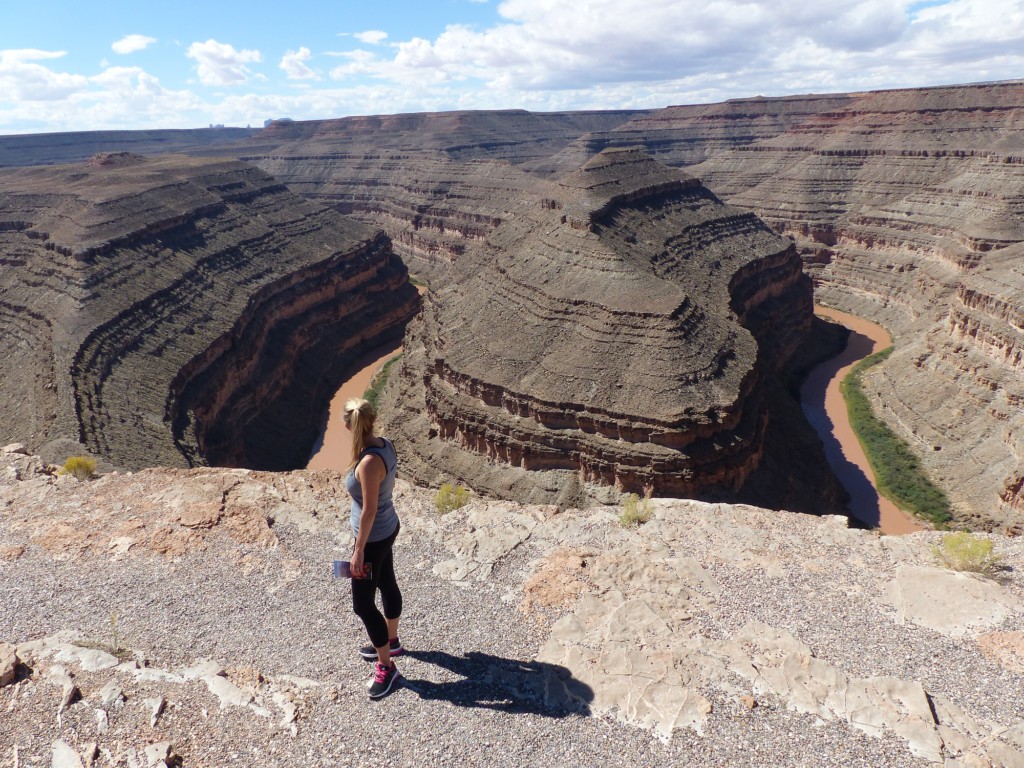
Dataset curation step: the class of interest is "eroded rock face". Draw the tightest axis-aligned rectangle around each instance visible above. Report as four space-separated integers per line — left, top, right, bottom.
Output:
380 149 816 505
0 155 419 470
233 84 1024 529
676 82 1024 532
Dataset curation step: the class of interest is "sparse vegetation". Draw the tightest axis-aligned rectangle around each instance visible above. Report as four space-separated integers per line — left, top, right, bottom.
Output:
840 347 952 527
363 353 403 411
436 482 471 514
81 609 130 660
933 531 1001 575
60 456 97 481
619 488 654 527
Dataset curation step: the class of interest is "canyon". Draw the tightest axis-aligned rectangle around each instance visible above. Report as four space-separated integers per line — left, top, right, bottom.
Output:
3 82 1024 767
1 81 1022 531
0 153 419 472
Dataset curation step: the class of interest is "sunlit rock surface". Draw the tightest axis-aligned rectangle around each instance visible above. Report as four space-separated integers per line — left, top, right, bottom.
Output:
0 154 419 470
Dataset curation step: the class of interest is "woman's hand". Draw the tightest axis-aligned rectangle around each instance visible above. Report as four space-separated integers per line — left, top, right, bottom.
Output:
351 545 367 578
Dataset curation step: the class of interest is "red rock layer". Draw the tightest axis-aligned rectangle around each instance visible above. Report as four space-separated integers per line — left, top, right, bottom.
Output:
379 150 813 503
0 155 419 470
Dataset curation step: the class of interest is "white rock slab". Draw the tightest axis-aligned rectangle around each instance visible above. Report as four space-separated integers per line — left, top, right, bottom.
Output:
883 566 1017 637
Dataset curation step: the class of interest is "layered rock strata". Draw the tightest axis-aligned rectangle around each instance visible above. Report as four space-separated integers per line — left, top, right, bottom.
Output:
4 83 1020 527
380 149 818 506
675 82 1024 531
0 154 419 470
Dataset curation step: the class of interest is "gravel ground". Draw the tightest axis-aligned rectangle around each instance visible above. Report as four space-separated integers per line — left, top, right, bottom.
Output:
1 464 1020 767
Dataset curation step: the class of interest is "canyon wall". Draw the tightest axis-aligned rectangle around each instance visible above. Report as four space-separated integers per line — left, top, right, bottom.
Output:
0 153 419 471
0 127 260 168
2 82 1020 528
376 149 834 509
229 84 1023 530
673 83 1024 532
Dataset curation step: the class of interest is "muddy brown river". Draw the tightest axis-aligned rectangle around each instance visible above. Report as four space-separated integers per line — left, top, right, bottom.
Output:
801 306 923 535
306 343 401 472
309 306 922 534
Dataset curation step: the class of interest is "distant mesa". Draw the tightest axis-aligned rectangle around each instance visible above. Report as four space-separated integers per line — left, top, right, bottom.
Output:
87 152 145 166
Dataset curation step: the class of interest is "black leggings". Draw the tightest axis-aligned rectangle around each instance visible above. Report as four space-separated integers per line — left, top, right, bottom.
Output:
351 522 402 649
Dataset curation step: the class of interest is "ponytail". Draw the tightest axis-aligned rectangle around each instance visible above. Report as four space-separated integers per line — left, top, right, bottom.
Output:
344 398 377 471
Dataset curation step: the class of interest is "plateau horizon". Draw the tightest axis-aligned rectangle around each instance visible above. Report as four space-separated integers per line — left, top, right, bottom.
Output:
1 0 1022 135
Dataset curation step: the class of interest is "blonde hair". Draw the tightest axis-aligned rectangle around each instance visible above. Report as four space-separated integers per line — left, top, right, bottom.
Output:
344 397 377 470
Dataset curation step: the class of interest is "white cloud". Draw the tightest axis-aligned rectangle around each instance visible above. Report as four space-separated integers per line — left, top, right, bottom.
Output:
112 35 157 55
280 47 319 80
0 49 90 101
186 39 262 85
4 0 1024 135
322 0 1023 97
354 30 389 45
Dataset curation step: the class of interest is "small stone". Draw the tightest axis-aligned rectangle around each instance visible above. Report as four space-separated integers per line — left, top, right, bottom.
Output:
47 668 80 715
740 695 757 710
143 742 172 768
96 680 125 707
0 545 25 562
0 642 20 687
51 740 85 768
95 708 109 735
144 695 165 727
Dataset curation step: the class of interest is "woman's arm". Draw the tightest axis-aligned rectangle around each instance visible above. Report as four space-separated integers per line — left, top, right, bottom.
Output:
351 453 386 577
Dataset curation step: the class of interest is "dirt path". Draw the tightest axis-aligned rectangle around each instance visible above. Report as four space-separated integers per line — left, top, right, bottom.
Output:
306 343 402 472
801 306 924 535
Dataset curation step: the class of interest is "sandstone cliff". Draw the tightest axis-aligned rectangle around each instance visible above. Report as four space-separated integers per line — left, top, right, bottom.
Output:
222 83 1024 531
673 82 1024 532
375 148 830 508
2 446 1021 766
0 154 419 471
3 83 1022 530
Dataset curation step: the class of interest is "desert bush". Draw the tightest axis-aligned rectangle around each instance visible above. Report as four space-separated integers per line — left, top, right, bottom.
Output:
363 353 403 411
61 456 97 481
840 347 952 527
436 482 471 514
932 531 1001 575
81 609 130 660
619 489 654 527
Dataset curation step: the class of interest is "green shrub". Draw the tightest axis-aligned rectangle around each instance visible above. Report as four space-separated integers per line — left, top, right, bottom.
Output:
932 531 1001 575
840 347 952 527
436 482 471 514
61 456 97 481
363 353 403 411
619 489 654 527
80 609 130 660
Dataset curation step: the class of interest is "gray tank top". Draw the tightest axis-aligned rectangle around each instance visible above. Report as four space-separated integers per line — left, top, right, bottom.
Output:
345 437 399 542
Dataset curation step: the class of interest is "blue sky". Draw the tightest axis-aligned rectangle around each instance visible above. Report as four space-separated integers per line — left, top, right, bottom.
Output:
1 0 1022 135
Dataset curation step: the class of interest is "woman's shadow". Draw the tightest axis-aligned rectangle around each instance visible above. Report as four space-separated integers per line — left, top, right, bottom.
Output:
398 650 593 716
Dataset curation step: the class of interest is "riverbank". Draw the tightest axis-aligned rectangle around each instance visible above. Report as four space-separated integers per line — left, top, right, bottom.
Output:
306 342 401 472
801 306 923 534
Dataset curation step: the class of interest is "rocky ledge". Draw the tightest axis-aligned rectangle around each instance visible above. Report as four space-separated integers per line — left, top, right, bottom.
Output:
379 149 825 507
0 155 419 471
1 446 1022 766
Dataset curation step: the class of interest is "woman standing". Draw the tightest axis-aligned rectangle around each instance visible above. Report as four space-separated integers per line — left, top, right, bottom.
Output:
344 397 403 698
